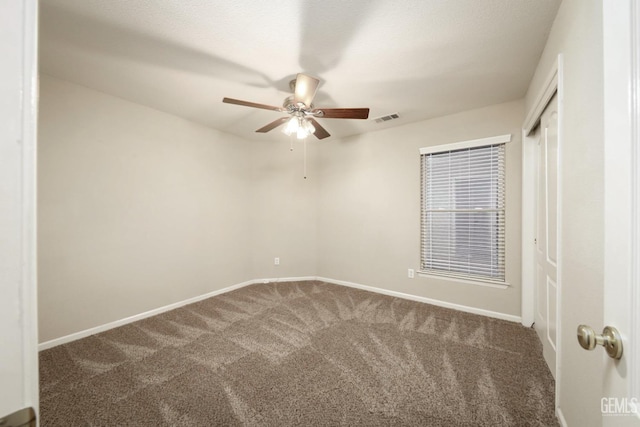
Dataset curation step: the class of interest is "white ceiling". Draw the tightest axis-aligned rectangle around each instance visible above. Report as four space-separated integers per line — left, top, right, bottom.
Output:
40 0 561 141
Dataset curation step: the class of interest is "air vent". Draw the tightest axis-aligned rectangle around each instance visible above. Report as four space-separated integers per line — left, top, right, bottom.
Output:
374 113 400 123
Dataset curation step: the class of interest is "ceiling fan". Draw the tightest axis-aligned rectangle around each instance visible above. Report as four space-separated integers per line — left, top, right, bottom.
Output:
222 73 369 140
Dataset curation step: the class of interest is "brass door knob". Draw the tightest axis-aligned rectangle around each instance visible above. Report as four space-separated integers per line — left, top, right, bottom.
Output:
577 325 623 359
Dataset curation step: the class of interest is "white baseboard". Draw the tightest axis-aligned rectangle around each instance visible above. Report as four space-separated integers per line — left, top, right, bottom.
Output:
556 408 568 427
38 279 257 351
254 276 318 284
317 276 522 323
39 275 520 350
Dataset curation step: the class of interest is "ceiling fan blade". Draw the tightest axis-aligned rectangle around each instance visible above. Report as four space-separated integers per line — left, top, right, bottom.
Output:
316 108 370 119
223 97 283 112
293 73 320 108
256 117 290 133
308 118 330 140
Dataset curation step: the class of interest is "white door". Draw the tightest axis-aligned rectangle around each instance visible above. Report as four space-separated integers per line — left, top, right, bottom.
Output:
601 0 640 425
534 94 558 379
0 0 39 423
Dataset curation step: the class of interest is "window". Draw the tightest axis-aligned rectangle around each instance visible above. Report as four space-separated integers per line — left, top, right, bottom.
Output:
420 135 510 283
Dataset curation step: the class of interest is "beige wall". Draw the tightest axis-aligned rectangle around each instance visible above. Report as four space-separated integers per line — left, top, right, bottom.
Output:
525 0 604 424
38 75 255 342
38 75 321 343
37 80 530 343
317 100 524 318
39 74 524 343
248 138 319 279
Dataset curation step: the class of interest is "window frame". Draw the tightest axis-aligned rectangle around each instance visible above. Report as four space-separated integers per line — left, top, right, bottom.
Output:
419 134 511 288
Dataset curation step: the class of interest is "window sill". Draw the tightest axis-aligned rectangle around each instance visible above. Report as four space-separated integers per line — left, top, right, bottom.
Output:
417 271 510 289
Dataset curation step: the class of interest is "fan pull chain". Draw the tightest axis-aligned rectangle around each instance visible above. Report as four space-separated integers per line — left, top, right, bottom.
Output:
303 138 307 179
289 134 294 151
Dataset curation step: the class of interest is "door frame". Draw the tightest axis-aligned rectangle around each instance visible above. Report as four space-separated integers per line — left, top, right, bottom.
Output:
602 0 640 417
0 0 39 419
521 54 564 410
631 0 640 407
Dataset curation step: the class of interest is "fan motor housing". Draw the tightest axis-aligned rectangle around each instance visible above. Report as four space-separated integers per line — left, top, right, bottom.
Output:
283 95 314 112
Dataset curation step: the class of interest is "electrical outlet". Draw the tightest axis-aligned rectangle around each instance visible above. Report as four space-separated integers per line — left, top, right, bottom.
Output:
408 268 415 278
274 257 280 266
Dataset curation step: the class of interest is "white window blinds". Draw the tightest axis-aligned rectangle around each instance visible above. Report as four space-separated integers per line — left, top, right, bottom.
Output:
420 143 506 282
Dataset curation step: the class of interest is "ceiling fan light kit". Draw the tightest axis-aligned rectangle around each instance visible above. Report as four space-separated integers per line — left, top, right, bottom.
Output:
282 115 316 139
222 73 370 141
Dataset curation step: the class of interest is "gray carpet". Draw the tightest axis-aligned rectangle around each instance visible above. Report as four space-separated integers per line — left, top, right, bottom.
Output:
40 280 558 426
